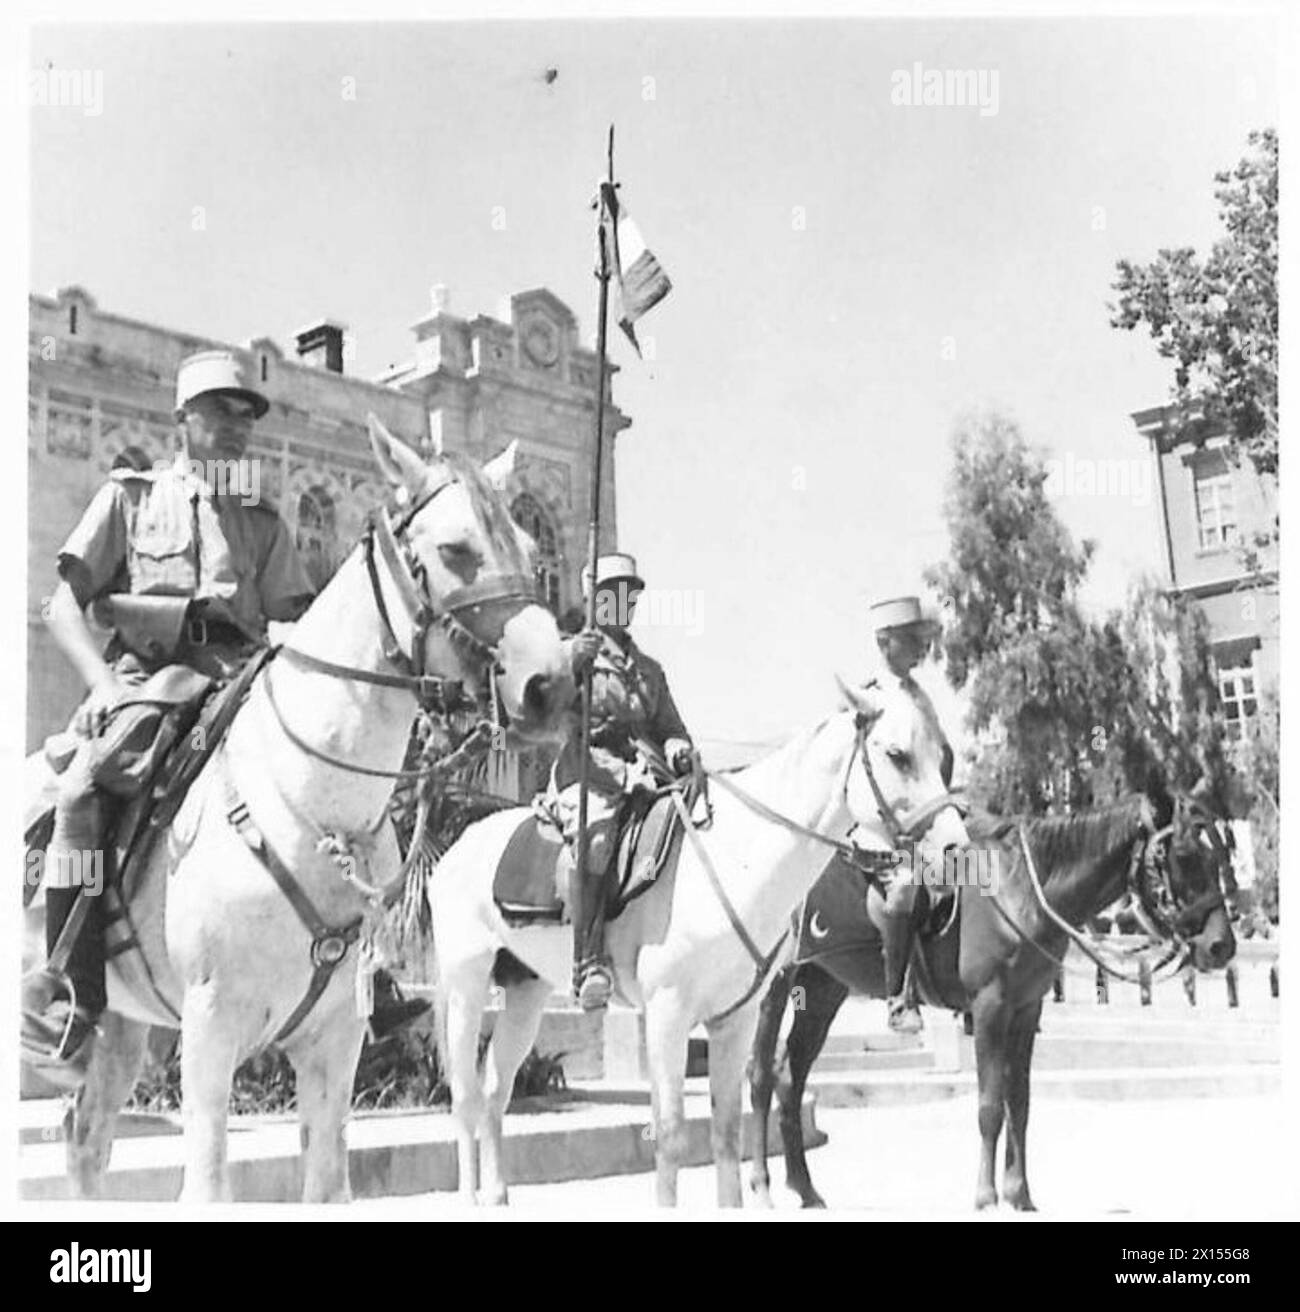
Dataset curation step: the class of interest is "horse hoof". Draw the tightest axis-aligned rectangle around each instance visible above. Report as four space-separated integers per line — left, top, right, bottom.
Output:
800 1193 827 1210
749 1183 774 1209
477 1187 509 1207
975 1191 998 1211
1008 1194 1036 1213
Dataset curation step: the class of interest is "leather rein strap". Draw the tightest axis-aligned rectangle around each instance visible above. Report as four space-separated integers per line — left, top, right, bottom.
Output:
986 816 1196 986
221 470 537 1042
685 720 962 1025
265 472 539 780
670 787 790 1026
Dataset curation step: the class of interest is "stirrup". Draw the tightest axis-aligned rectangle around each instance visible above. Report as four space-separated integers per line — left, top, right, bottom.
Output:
887 995 923 1036
20 972 98 1085
574 958 613 1013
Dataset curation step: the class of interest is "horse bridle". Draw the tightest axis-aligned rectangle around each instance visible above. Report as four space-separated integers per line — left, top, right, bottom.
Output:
1132 795 1230 947
685 711 963 1026
840 712 968 881
219 468 544 1044
1003 792 1231 986
268 466 542 779
706 711 964 885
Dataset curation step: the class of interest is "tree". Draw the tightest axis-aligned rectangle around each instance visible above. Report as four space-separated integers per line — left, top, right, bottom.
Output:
1237 689 1279 921
925 412 1100 814
1087 582 1235 811
1110 129 1278 477
927 415 1237 820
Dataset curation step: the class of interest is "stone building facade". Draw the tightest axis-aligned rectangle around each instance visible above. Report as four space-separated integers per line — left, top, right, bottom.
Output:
27 283 629 794
1131 405 1279 741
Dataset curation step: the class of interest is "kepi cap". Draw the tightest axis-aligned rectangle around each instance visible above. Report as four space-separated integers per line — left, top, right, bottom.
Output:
871 595 940 635
581 552 645 595
175 349 269 419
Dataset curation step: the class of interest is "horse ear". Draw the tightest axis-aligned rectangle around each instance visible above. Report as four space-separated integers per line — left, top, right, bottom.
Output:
368 413 429 502
835 674 883 728
482 439 519 493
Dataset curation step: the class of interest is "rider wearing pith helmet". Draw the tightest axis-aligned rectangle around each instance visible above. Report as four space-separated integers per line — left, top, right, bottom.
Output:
22 349 315 1075
867 595 954 1034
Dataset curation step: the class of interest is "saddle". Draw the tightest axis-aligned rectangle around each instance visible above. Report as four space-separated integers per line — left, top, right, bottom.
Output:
491 781 701 927
26 651 275 989
112 647 275 902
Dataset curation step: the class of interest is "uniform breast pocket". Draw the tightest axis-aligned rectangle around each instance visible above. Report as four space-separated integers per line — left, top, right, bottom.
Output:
129 521 197 596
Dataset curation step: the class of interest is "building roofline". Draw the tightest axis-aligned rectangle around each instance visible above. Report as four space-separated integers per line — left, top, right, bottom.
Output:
30 289 413 405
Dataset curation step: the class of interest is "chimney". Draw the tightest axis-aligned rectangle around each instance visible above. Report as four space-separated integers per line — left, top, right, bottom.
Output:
430 284 451 314
294 320 347 373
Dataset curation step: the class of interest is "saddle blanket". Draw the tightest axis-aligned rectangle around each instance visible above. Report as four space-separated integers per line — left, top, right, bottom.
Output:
793 851 883 966
491 788 689 925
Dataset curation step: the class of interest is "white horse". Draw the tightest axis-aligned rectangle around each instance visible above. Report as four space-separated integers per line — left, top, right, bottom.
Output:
23 416 574 1202
428 675 969 1206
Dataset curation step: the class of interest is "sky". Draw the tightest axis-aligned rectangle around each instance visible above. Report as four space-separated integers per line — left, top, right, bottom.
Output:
27 15 1279 760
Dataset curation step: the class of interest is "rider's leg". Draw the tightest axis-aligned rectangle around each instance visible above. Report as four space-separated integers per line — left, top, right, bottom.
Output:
30 753 108 1062
870 879 923 1033
574 810 618 1011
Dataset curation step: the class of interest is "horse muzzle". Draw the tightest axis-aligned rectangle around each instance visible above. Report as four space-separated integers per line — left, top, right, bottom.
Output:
1188 904 1236 971
493 605 575 743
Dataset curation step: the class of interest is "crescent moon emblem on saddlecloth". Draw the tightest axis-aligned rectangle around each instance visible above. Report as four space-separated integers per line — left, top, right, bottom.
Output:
810 911 829 940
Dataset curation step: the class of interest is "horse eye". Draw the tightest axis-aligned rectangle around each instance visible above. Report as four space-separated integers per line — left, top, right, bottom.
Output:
885 747 910 768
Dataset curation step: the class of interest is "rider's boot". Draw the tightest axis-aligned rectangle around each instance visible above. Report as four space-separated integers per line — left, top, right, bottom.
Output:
880 883 923 1035
22 787 107 1072
572 828 614 1013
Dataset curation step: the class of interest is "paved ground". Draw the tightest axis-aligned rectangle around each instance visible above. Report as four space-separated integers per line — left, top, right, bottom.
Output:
356 1092 1297 1219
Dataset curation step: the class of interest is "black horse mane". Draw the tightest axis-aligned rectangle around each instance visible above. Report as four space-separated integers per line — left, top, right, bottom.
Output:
967 795 1149 870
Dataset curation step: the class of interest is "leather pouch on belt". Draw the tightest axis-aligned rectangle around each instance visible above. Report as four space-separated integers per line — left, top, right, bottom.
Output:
103 594 191 663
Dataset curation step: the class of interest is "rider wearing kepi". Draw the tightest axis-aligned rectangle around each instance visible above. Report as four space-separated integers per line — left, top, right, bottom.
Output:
865 595 955 1035
556 553 695 1012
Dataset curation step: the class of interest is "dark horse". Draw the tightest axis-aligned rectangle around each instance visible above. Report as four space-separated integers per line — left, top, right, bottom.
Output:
748 789 1236 1210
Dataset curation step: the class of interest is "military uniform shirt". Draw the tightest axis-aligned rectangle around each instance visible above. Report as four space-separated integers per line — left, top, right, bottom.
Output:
57 458 314 638
557 629 691 794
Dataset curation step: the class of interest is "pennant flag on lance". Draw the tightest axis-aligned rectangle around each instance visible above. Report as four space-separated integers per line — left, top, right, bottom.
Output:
601 183 672 353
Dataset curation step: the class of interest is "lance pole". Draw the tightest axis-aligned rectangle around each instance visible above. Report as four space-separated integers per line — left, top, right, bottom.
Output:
573 125 616 978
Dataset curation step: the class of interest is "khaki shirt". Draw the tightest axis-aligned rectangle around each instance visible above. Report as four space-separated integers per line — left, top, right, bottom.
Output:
557 629 691 794
57 457 314 640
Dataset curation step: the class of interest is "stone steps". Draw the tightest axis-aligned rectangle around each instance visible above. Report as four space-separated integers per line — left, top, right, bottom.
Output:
18 1088 824 1202
808 1063 1282 1110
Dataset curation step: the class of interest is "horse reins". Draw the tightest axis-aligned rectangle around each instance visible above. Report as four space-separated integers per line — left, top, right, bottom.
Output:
682 715 963 1025
222 467 541 1044
264 469 540 780
986 801 1227 987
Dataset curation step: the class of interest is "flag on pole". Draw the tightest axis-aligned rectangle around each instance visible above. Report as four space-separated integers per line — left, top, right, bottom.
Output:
600 181 671 354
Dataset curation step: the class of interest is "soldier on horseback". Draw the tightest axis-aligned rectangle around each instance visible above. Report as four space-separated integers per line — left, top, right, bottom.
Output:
551 553 695 1012
867 595 955 1034
23 351 439 1073
23 350 314 1070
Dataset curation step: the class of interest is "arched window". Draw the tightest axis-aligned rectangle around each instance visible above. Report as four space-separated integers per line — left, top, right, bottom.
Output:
511 492 561 613
296 486 337 590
